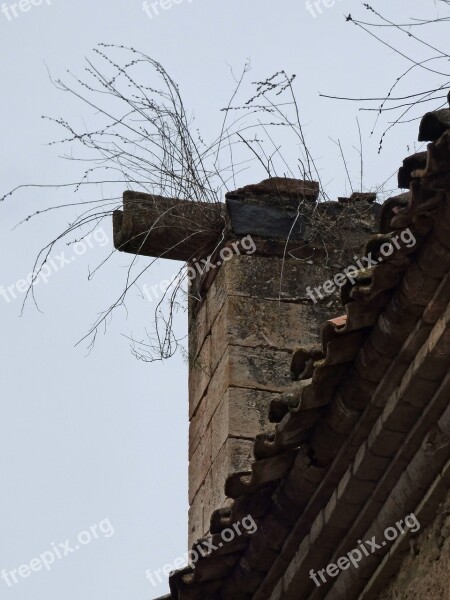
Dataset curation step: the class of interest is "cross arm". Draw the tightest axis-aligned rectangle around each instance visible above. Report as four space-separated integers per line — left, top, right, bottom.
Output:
113 191 226 261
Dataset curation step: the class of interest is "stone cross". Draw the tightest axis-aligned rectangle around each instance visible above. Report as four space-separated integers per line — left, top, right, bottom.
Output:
112 178 379 546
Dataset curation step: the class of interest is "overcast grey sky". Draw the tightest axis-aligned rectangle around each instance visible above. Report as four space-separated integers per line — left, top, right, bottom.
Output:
0 1 448 598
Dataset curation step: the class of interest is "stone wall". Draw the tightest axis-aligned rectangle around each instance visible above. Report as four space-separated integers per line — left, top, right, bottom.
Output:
187 253 334 546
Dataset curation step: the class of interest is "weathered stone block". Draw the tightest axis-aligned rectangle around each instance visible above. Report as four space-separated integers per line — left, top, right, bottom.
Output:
205 264 227 330
224 254 334 301
234 296 323 349
211 388 278 462
228 345 293 392
189 344 228 420
188 484 205 548
189 426 212 504
189 335 212 418
226 197 309 239
189 390 210 460
189 297 209 361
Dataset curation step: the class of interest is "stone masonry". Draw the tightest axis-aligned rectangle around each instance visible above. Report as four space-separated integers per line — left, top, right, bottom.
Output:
187 184 378 547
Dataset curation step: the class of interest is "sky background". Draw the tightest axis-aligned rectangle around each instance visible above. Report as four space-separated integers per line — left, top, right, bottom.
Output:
0 1 448 598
